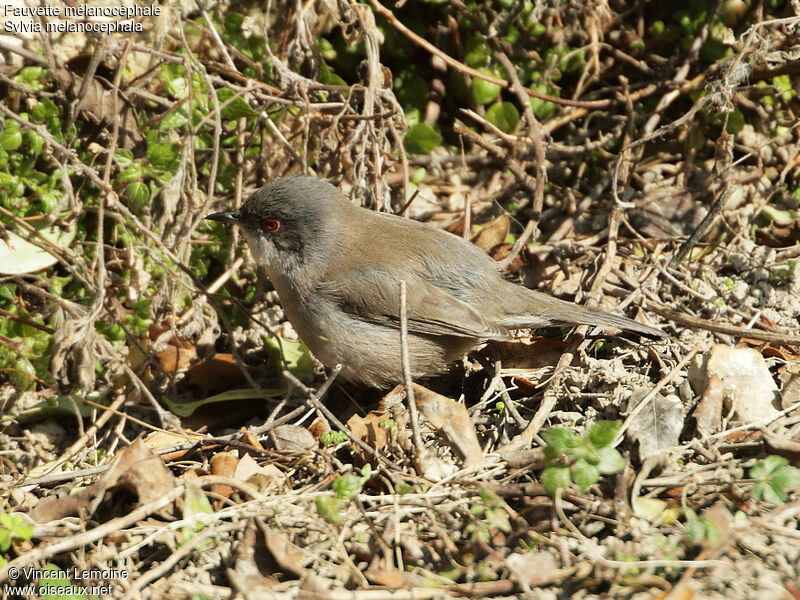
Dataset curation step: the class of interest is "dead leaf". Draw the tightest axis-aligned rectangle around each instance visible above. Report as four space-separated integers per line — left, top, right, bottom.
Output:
234 455 286 493
183 353 249 396
365 559 421 587
210 452 239 500
347 412 393 454
28 438 176 523
626 392 684 460
52 66 143 149
49 318 96 393
307 416 329 441
102 438 176 505
227 519 279 596
413 384 483 467
155 343 198 374
472 214 511 252
143 429 207 461
268 425 316 453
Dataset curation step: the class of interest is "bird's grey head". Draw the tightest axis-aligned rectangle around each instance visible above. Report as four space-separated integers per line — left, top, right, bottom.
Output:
206 175 340 272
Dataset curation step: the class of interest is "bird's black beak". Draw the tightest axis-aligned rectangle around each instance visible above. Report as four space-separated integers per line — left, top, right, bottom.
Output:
206 210 241 224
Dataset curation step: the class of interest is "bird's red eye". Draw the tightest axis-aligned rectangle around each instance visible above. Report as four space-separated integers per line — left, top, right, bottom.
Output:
261 218 281 233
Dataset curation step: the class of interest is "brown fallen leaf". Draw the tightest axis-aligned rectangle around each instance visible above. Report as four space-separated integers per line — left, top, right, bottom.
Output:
101 437 176 506
184 353 250 396
210 452 239 501
28 438 176 523
471 214 511 252
155 343 198 374
413 384 483 467
347 412 394 454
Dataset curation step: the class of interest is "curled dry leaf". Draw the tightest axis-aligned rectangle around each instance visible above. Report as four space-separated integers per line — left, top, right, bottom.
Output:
28 438 175 523
413 383 483 467
472 214 511 252
234 454 286 493
101 437 176 505
210 452 239 500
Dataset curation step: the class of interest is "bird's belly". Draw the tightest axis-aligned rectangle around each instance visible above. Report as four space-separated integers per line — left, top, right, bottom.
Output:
278 294 477 387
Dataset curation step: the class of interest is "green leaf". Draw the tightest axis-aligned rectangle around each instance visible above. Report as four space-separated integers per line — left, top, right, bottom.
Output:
464 36 490 68
14 66 48 86
319 60 346 86
596 446 625 475
478 488 500 507
572 459 600 491
113 148 134 169
163 386 282 418
118 161 146 183
404 123 442 154
702 517 721 547
541 427 576 455
765 480 788 503
160 107 189 130
771 466 800 489
182 486 213 545
752 455 784 479
217 88 258 119
472 68 502 105
126 182 150 211
146 141 181 171
332 474 363 500
486 102 519 133
528 82 557 120
320 430 348 446
262 335 315 381
183 486 213 521
6 513 32 540
316 495 343 523
684 509 705 544
726 110 745 135
0 527 10 552
750 481 769 504
541 465 571 496
486 507 512 532
588 420 621 449
0 126 23 151
39 563 87 600
31 98 58 121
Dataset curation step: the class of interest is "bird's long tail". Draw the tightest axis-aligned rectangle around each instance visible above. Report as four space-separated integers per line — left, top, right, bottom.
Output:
498 288 666 339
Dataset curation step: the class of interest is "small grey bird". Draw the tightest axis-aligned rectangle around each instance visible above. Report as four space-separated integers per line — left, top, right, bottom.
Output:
207 175 664 387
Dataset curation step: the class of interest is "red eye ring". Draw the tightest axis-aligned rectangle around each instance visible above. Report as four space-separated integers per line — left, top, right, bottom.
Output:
261 218 281 233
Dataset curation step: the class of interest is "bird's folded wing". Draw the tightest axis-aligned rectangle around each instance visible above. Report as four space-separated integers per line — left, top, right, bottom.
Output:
317 268 510 340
